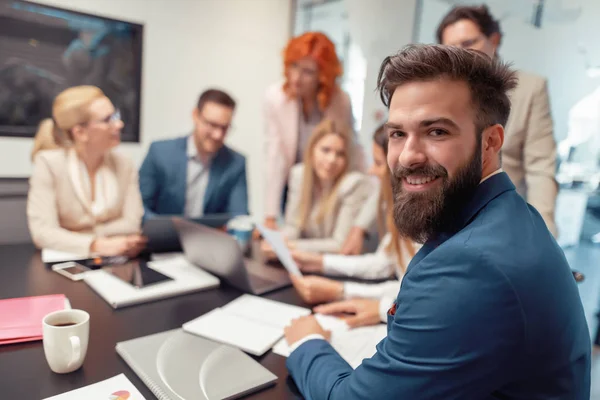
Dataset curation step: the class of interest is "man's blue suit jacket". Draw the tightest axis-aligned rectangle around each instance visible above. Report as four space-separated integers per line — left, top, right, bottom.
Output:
139 136 248 220
287 172 591 400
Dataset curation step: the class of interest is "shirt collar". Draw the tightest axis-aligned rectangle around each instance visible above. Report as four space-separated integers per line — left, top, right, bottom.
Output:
187 135 212 166
480 168 503 184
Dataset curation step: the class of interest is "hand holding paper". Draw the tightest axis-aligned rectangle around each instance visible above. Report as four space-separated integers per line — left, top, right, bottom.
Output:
256 224 302 276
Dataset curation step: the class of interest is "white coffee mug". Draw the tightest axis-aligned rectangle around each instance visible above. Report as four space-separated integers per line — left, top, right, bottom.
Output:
42 309 89 374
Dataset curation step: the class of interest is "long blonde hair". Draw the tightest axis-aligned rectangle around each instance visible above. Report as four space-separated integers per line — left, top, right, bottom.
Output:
297 118 352 231
31 86 105 160
372 124 416 273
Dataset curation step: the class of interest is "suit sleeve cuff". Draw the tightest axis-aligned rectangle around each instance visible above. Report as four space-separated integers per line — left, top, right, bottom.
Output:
379 296 394 323
289 334 327 353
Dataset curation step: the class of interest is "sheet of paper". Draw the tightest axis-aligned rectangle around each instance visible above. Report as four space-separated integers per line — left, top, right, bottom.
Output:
183 307 283 356
42 249 87 263
255 224 302 276
43 373 146 400
272 314 387 369
223 294 311 328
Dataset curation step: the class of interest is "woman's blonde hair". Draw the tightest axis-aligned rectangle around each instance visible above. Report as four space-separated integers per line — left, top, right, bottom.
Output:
372 124 416 273
31 86 105 160
297 118 352 231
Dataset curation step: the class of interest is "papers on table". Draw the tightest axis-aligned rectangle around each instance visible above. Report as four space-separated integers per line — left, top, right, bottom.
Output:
272 314 387 369
43 374 146 400
42 249 87 263
255 223 302 276
183 294 311 356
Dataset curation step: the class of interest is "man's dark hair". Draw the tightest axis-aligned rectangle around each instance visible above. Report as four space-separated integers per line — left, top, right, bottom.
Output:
436 5 501 45
376 44 518 132
197 89 236 111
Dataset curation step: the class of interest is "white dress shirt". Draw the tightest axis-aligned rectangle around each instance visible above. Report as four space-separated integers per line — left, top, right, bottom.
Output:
184 135 212 218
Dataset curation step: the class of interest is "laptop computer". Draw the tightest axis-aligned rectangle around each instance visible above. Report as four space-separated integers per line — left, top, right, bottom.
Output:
143 214 233 253
172 218 291 295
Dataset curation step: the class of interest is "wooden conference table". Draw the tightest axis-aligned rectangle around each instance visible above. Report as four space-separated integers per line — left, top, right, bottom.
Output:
0 243 308 399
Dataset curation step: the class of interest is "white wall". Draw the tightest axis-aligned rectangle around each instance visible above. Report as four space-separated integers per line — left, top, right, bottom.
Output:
346 0 419 145
0 0 292 217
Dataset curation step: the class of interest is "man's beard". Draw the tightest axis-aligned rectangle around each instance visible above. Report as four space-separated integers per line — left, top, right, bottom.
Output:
390 145 483 244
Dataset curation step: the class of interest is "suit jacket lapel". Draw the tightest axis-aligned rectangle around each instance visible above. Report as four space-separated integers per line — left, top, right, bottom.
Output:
406 173 516 273
66 148 93 215
173 137 189 213
280 97 299 166
203 146 228 212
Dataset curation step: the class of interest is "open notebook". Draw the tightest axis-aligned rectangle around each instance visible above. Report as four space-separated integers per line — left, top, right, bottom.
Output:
116 329 277 400
272 314 387 369
182 294 311 356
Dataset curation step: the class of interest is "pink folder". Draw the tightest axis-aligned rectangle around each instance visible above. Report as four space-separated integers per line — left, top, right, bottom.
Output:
0 294 67 345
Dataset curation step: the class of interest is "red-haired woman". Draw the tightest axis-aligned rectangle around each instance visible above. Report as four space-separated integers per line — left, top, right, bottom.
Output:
262 32 366 229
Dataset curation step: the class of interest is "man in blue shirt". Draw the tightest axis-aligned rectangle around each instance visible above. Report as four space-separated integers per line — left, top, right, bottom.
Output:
284 44 591 399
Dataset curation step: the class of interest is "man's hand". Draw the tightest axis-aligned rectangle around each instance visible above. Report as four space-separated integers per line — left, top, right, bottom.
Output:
291 250 324 273
284 315 331 347
290 274 343 305
340 226 365 255
314 298 382 328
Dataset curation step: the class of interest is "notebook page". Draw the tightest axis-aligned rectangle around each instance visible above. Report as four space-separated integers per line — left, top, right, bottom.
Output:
182 307 283 356
223 294 311 329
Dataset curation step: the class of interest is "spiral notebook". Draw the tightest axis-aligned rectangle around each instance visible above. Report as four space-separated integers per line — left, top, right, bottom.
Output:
116 329 277 400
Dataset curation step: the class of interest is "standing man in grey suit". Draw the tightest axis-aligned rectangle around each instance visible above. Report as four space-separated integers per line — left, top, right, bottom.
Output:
340 4 558 255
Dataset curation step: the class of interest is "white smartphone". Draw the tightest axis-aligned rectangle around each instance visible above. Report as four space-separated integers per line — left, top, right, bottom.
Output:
51 261 91 281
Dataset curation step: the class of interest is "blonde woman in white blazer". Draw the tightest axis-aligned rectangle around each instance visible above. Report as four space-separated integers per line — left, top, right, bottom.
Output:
28 86 144 256
280 119 371 254
289 125 420 327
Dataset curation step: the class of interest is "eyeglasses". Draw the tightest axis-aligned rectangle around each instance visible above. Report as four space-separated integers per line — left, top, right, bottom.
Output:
198 114 231 133
453 36 484 49
88 109 121 125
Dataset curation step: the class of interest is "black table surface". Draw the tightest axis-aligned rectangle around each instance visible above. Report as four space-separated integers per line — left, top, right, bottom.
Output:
0 244 307 399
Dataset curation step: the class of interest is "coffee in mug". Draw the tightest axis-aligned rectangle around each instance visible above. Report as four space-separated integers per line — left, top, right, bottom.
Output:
42 309 90 374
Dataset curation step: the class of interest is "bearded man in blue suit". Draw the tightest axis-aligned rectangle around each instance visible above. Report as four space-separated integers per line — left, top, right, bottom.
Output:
284 44 591 400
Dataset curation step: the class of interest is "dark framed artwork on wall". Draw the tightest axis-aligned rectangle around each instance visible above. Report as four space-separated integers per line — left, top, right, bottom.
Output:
0 0 144 142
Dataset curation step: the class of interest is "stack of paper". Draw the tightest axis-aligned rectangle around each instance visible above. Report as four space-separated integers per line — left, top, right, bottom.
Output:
182 294 311 356
41 249 87 263
272 314 387 369
0 294 69 345
43 374 146 400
